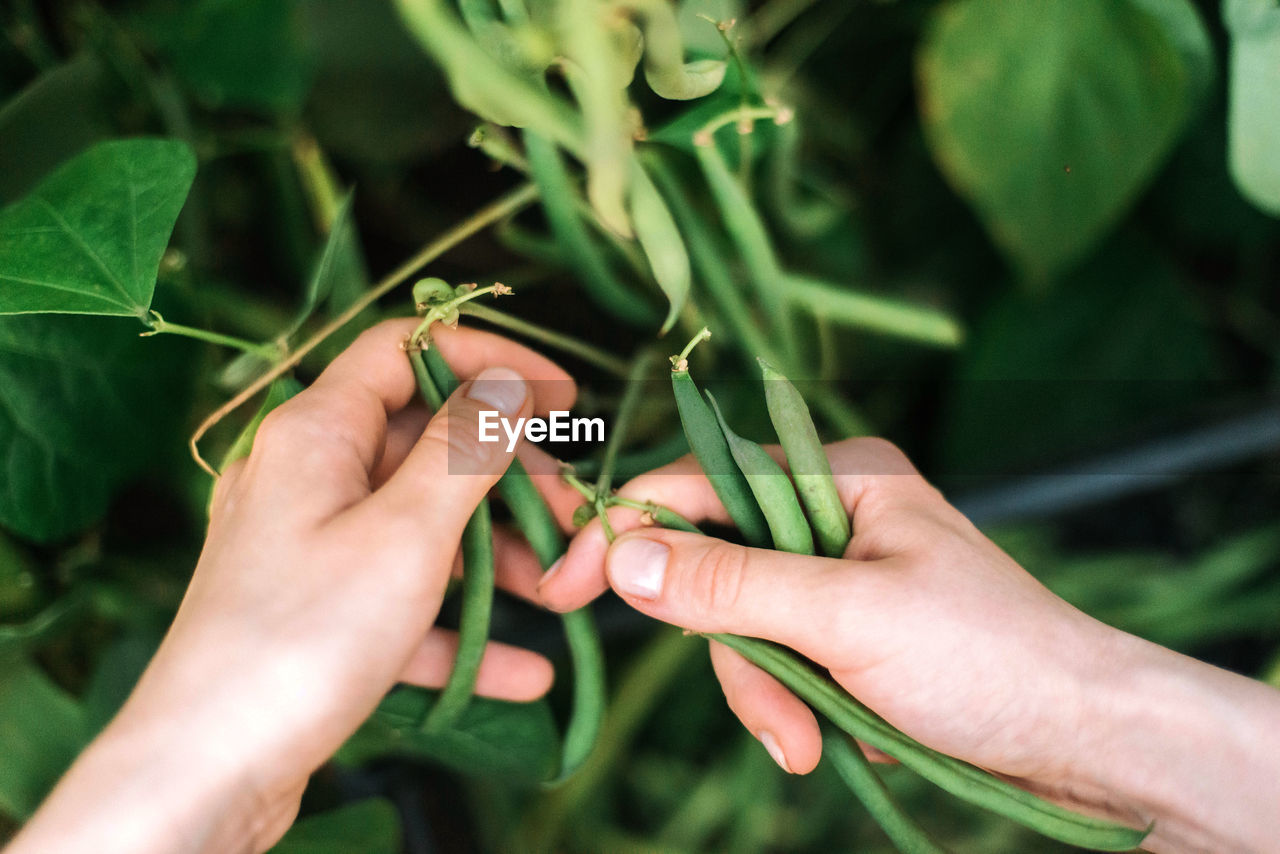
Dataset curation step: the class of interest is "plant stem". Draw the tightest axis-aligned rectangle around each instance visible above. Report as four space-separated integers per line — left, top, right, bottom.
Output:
459 303 630 377
188 182 540 476
596 349 660 498
141 313 277 358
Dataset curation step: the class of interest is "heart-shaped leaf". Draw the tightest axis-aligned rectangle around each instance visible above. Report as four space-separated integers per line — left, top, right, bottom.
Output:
338 688 559 783
917 0 1212 282
0 138 196 318
0 313 192 543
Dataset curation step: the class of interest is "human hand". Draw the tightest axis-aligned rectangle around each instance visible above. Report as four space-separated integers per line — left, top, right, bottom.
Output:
538 438 1280 853
11 319 576 854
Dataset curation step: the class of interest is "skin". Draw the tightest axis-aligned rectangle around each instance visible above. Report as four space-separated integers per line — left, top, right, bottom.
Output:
537 440 1280 854
9 324 1280 853
6 319 576 854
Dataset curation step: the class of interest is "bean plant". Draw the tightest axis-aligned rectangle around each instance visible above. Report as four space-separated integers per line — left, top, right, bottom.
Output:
2 0 1279 851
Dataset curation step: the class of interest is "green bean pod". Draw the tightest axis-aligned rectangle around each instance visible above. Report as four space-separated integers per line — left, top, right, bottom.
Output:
410 348 494 732
423 497 495 732
825 734 950 854
628 161 690 334
523 129 661 327
422 345 605 781
758 358 851 558
706 393 814 555
671 367 770 548
713 634 1151 851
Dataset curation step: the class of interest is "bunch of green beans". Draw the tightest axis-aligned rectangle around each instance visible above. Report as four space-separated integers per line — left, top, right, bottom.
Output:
396 284 607 780
669 330 1149 852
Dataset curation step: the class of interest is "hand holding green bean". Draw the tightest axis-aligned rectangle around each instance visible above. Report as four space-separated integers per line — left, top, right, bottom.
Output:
540 436 1280 853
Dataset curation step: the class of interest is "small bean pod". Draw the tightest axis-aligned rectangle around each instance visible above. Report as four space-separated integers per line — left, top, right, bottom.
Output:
758 358 851 558
669 332 770 548
707 392 814 556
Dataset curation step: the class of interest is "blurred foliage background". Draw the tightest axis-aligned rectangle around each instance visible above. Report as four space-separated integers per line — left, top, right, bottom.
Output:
1 0 1279 851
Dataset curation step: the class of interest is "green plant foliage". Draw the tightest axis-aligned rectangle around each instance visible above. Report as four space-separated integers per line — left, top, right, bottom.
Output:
944 244 1217 474
917 0 1212 282
0 139 196 318
338 689 560 784
0 663 88 819
0 314 191 543
1225 0 1280 216
139 0 316 113
268 798 401 854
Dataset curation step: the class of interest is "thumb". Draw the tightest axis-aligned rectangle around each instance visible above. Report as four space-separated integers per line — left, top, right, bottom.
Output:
605 529 855 660
355 365 530 542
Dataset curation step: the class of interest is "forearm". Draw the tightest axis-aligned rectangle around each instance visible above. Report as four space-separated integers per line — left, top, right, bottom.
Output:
6 703 261 854
1079 629 1280 853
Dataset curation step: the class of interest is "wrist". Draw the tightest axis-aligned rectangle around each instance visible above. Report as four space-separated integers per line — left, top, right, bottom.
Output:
1075 629 1280 853
9 699 264 854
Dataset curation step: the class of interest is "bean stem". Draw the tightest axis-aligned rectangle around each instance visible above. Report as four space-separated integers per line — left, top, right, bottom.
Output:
824 733 951 854
597 349 660 499
141 311 278 358
189 182 540 476
459 303 630 377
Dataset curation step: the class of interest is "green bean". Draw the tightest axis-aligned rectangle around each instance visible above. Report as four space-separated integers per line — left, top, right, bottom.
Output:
406 347 495 732
824 734 951 854
707 392 814 555
758 358 851 558
783 273 964 349
712 634 1150 851
423 496 495 732
523 130 661 327
669 329 770 548
422 345 605 781
693 130 796 361
628 162 690 334
410 350 445 410
618 0 726 100
393 0 580 146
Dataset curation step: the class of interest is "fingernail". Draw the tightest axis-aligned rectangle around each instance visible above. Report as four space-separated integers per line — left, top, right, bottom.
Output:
539 556 565 587
759 731 791 773
608 538 669 600
467 366 526 414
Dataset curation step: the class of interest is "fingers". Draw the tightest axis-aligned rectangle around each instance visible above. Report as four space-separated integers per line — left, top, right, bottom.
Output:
600 528 864 661
234 319 575 522
346 367 531 602
399 628 554 702
709 641 822 774
538 455 719 612
432 323 577 414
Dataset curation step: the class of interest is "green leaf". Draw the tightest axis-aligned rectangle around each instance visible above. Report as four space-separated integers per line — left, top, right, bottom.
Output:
337 688 559 784
0 662 89 820
0 313 193 543
268 799 400 854
0 139 196 318
917 0 1212 281
1225 0 1280 216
